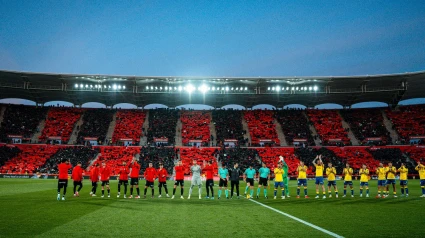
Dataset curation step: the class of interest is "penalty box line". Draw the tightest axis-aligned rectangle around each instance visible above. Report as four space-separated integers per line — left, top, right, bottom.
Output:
234 192 344 238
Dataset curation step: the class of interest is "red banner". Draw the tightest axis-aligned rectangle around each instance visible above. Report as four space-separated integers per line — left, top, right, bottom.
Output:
84 137 98 141
366 137 382 141
293 138 308 142
8 135 22 138
154 138 168 142
119 138 133 141
410 136 425 139
224 139 237 142
47 136 62 140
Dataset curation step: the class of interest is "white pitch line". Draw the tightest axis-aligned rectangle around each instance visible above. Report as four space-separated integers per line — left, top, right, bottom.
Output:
235 192 344 238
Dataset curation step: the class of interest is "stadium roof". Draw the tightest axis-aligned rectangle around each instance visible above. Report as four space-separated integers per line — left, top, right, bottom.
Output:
0 70 424 108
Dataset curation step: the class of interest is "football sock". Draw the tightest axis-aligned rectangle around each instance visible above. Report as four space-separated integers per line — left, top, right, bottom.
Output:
102 190 104 195
218 190 222 197
281 188 285 196
118 184 121 192
151 188 154 196
405 187 408 195
264 189 267 197
78 184 82 192
421 186 425 194
344 189 347 195
304 187 308 196
250 189 253 197
144 188 147 195
401 188 404 194
245 186 249 194
297 187 300 196
257 188 261 196
164 186 168 194
360 188 363 195
173 188 176 195
159 187 162 195
351 189 354 195
366 188 369 194
136 188 140 196
107 189 110 195
181 187 184 195
124 185 127 194
130 188 133 195
274 189 277 196
225 189 229 197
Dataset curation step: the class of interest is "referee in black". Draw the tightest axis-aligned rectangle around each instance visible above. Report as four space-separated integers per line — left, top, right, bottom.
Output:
229 163 241 199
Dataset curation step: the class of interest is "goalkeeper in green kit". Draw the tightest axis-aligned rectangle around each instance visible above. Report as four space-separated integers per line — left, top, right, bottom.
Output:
279 156 290 198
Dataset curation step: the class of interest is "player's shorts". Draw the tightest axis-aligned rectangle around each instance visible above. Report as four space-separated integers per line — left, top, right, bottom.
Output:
420 180 425 186
259 177 268 186
73 181 82 186
360 182 369 187
191 178 202 186
158 181 167 187
174 180 184 186
145 181 154 187
219 178 228 187
58 179 68 188
297 179 307 187
344 181 353 186
327 180 337 186
246 178 254 186
399 180 408 186
386 179 396 185
206 179 214 187
378 180 386 186
101 180 110 186
130 178 139 185
274 182 284 188
315 177 324 185
119 180 128 186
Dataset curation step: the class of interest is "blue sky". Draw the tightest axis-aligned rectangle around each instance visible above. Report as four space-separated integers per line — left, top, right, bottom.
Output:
0 1 424 108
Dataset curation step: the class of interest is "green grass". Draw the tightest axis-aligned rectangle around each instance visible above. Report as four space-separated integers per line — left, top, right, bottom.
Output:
0 179 424 238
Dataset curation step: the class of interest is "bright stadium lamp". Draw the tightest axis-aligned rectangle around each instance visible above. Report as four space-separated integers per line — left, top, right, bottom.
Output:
85 84 89 88
150 86 153 90
200 84 208 93
165 86 168 90
186 84 195 93
75 84 78 88
90 85 93 88
174 87 177 90
303 87 307 91
314 86 318 91
178 86 182 91
245 87 248 90
160 87 162 90
113 84 117 90
225 86 229 91
118 85 122 89
309 86 312 91
267 87 270 90
276 86 280 91
296 87 299 90
212 86 215 91
286 87 289 91
272 87 275 91
146 86 149 90
291 87 294 90
94 85 98 88
123 85 126 89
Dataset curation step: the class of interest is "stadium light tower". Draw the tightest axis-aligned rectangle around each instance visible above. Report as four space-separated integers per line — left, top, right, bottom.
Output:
200 84 208 93
186 84 195 93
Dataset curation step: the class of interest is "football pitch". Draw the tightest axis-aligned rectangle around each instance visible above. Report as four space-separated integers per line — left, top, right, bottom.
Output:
0 179 424 238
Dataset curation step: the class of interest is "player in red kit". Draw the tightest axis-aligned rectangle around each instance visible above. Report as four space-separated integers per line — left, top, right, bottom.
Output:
157 163 169 198
100 162 111 198
128 157 141 199
204 160 215 199
117 161 129 198
144 162 157 198
72 161 83 197
172 161 185 199
90 164 100 197
57 159 72 201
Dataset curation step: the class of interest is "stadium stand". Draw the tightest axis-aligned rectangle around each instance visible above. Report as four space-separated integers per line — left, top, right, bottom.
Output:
0 145 21 171
326 146 379 170
91 146 140 175
403 146 425 164
147 109 179 145
295 147 345 174
385 105 425 143
275 109 314 146
39 146 99 174
112 110 146 144
179 147 217 174
212 110 245 146
367 147 416 172
39 108 84 143
256 147 299 175
139 146 176 175
340 109 391 145
306 109 350 146
0 145 59 174
181 111 211 146
244 110 279 146
0 105 48 142
218 148 260 171
77 109 114 145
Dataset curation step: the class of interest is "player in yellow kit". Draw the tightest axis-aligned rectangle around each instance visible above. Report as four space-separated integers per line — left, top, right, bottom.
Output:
398 163 409 197
342 163 354 197
385 162 397 198
313 155 326 199
375 163 386 198
359 164 370 197
273 163 286 199
296 161 309 198
326 162 338 198
415 161 425 197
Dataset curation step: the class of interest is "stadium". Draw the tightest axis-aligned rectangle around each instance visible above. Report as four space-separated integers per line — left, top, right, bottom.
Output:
1 2 425 238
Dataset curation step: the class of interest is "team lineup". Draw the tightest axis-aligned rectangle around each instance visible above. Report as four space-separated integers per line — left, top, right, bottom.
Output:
56 155 425 201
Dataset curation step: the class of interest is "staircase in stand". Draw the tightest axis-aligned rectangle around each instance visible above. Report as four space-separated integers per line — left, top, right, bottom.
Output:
31 113 48 143
139 110 149 146
68 115 84 144
175 115 182 146
209 112 217 146
241 114 252 146
303 112 321 146
273 119 288 146
382 110 399 144
338 111 360 146
105 111 118 144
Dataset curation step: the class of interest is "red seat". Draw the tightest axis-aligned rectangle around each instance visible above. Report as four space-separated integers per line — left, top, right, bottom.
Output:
181 111 211 145
244 110 279 145
40 108 84 143
307 110 350 145
112 110 146 143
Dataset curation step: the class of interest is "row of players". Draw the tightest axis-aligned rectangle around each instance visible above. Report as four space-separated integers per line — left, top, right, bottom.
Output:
56 155 425 201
